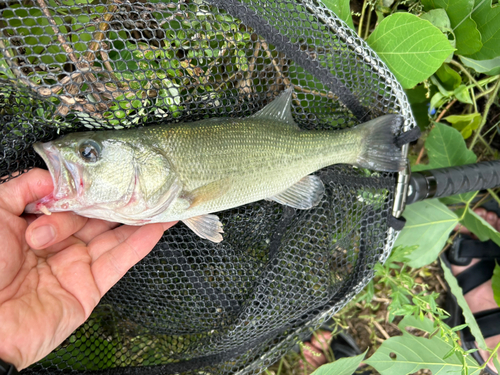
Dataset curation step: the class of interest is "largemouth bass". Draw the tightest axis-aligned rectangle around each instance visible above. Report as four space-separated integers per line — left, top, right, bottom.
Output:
26 89 404 242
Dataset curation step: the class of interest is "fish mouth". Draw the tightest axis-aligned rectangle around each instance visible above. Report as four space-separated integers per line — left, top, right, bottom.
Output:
25 142 79 214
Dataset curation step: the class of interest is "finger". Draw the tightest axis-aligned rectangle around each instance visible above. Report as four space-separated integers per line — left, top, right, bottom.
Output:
0 169 53 216
26 212 88 251
301 342 326 369
73 219 121 244
88 221 176 260
0 214 27 290
310 331 332 353
91 222 176 296
36 219 120 256
485 211 498 228
88 225 143 260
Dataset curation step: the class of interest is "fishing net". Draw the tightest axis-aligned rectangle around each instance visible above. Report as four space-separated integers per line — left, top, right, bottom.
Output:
0 0 415 373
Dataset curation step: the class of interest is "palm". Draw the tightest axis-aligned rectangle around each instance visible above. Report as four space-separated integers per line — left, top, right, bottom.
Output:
0 169 175 370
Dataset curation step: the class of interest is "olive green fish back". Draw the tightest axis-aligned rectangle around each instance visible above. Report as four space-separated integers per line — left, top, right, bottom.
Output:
0 0 415 373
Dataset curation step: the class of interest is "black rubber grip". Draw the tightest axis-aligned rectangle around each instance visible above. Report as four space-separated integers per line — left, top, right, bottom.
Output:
407 160 500 204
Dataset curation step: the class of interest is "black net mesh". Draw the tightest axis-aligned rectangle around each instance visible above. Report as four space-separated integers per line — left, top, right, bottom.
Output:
0 0 415 373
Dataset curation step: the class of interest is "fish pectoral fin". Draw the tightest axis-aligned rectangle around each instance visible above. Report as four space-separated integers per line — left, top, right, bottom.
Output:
268 175 325 209
250 88 299 129
182 178 232 209
183 214 224 243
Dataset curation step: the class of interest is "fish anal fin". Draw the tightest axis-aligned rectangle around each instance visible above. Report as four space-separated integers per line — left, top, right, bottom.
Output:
183 214 224 243
268 175 325 209
182 178 232 209
251 88 298 128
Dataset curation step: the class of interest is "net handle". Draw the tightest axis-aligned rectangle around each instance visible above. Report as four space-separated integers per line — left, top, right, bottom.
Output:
406 160 500 204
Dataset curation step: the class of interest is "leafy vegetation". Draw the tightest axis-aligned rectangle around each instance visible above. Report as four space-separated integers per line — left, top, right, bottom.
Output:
1 0 499 373
268 0 500 373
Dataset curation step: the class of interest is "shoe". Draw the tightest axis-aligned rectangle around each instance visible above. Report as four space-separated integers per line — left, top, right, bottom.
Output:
441 232 500 375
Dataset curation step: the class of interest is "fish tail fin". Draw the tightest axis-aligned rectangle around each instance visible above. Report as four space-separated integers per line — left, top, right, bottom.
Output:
354 114 406 172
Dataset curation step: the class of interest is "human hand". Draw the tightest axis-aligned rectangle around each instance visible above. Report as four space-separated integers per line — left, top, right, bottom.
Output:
0 168 176 370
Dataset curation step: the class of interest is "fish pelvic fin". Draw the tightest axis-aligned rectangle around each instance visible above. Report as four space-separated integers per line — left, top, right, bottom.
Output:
183 214 224 243
267 175 325 209
355 114 406 172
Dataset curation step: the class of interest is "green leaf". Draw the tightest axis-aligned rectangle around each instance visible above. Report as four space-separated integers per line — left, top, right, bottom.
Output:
311 351 367 375
435 63 461 91
420 8 453 33
469 0 500 60
492 263 500 308
412 122 477 203
413 122 477 171
365 315 482 375
453 84 473 104
459 55 500 75
395 200 459 268
421 0 482 56
405 85 431 130
456 206 500 246
444 113 481 139
367 13 455 89
322 0 355 29
494 353 500 374
440 258 487 350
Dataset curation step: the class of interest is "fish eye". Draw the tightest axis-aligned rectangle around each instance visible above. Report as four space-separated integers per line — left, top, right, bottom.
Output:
78 140 101 163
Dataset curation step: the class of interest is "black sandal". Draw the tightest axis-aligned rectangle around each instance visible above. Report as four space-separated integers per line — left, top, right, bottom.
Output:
442 234 500 375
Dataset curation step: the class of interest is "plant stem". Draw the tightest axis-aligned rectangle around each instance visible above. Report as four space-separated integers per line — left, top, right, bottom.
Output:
364 5 372 40
479 135 495 156
37 0 79 64
487 189 500 207
358 0 369 37
450 60 484 93
469 77 500 150
482 341 500 370
476 86 497 100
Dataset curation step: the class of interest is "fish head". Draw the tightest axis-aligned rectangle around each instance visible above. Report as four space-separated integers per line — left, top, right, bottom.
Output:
26 131 140 217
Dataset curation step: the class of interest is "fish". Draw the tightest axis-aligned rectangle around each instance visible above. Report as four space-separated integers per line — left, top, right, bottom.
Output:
25 88 405 243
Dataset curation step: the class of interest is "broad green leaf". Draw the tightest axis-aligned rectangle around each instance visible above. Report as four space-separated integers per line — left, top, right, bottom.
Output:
395 200 459 268
367 13 455 89
412 122 477 203
311 351 367 375
444 113 481 139
492 263 500 308
460 55 500 75
435 63 461 91
405 85 431 130
429 91 446 112
365 315 482 374
453 84 473 104
322 0 354 29
421 0 482 56
494 355 500 374
469 0 500 60
420 8 453 33
456 206 500 246
412 122 477 171
440 258 487 350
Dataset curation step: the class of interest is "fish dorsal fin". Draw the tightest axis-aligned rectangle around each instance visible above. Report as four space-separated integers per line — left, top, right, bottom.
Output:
183 214 224 243
267 175 325 209
251 88 298 128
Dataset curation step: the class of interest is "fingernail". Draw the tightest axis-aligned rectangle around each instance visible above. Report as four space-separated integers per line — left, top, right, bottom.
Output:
31 225 56 248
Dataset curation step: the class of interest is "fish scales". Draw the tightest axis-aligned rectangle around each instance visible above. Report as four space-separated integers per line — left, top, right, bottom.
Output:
25 89 405 242
137 118 361 219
